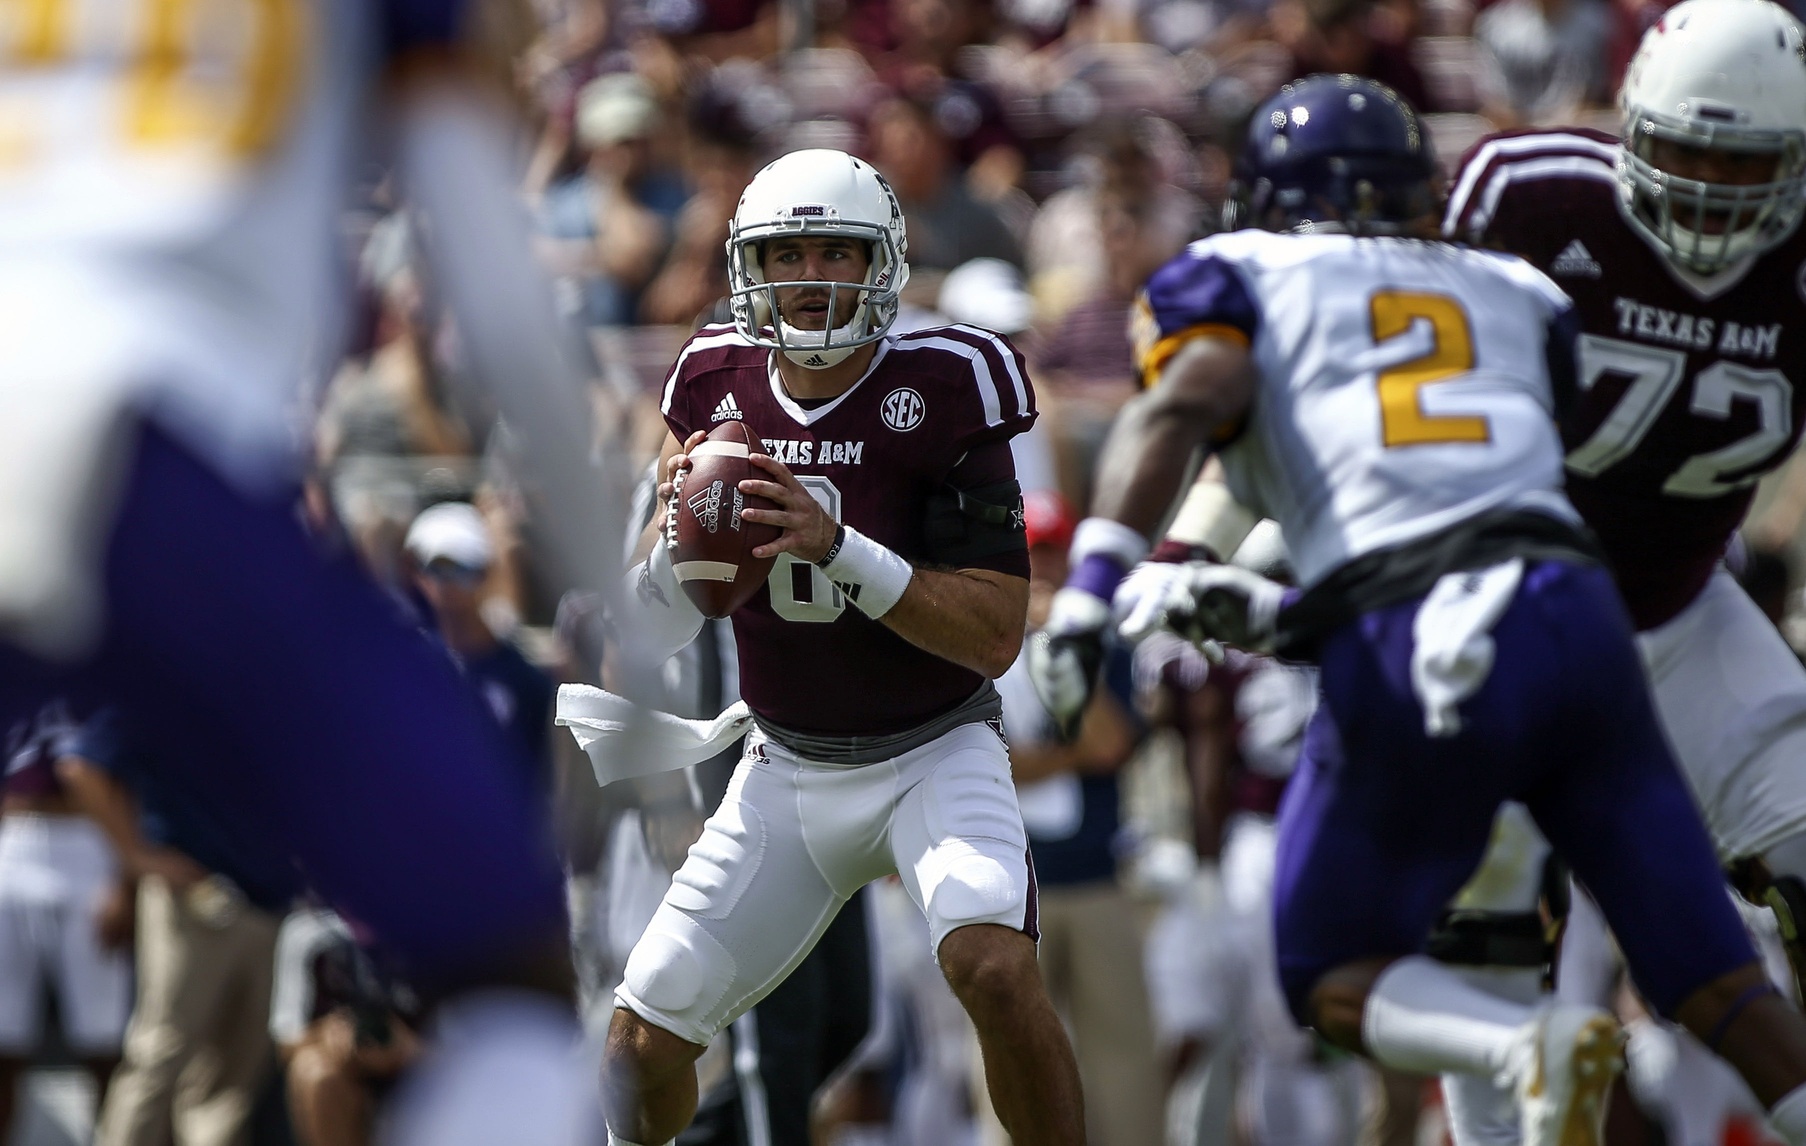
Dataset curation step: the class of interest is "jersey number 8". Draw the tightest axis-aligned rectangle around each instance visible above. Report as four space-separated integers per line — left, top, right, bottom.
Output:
768 475 846 623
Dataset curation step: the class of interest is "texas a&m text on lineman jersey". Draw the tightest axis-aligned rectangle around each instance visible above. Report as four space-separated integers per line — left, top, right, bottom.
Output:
1445 128 1806 629
661 322 1036 736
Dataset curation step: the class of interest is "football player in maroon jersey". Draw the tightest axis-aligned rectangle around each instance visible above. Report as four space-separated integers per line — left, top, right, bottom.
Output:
598 149 1084 1146
1444 0 1806 1013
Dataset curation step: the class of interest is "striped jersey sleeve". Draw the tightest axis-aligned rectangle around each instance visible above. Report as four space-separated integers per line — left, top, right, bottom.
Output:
1443 128 1620 245
889 324 1038 452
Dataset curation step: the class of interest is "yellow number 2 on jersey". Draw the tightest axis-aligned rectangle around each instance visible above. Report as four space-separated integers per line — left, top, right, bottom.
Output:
1369 290 1491 448
2 0 307 160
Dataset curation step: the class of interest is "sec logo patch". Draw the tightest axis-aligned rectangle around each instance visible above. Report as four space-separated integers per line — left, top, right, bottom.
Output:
881 387 925 431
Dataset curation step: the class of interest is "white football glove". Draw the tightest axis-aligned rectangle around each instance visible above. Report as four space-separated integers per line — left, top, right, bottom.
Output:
1117 562 1286 654
1113 562 1223 662
1027 587 1111 743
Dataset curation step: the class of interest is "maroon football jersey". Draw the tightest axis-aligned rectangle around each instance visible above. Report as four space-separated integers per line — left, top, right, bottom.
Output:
1446 128 1806 629
661 323 1037 736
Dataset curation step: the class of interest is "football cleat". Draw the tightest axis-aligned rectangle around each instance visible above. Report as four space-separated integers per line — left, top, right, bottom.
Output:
1514 1005 1626 1146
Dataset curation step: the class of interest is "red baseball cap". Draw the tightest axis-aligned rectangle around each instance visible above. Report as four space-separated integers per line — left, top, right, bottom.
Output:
1023 489 1077 551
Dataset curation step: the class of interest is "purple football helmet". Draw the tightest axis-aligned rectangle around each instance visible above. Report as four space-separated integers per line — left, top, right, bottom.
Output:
1224 74 1436 234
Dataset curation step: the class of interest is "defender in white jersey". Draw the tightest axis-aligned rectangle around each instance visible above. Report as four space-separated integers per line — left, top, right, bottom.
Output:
0 6 624 1144
1030 75 1806 1146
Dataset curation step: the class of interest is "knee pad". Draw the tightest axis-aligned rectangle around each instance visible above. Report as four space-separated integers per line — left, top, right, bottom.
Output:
618 920 737 1040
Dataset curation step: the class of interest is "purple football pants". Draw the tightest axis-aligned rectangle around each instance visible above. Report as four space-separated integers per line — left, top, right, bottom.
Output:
0 422 567 987
1274 559 1754 1024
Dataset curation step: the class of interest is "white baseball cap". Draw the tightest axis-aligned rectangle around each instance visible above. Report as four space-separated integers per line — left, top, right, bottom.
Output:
576 73 658 149
405 502 494 570
937 258 1033 335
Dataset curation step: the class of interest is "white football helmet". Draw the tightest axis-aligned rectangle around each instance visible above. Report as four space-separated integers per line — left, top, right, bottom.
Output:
1618 0 1806 273
727 149 910 369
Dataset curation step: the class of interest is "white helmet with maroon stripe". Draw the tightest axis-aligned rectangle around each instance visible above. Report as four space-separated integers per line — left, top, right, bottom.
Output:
726 149 910 369
1619 0 1806 272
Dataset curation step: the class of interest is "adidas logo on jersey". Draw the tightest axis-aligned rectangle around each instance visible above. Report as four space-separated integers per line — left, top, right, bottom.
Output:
710 393 743 422
1551 240 1602 278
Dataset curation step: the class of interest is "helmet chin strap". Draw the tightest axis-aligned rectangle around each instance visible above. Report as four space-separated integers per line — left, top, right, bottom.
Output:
780 340 859 370
776 302 870 370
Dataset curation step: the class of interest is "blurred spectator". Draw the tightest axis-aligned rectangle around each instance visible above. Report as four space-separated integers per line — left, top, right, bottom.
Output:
1473 0 1612 125
1025 122 1206 326
405 502 556 796
270 907 422 1146
990 491 1164 1146
537 72 690 327
1033 181 1187 503
868 94 1025 281
59 708 299 1146
0 703 129 1138
638 77 770 326
1273 0 1432 111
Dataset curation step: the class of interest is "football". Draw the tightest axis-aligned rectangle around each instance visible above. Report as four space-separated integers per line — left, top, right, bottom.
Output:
670 420 781 618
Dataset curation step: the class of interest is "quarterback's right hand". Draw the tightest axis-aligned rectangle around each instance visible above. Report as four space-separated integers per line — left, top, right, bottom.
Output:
1028 587 1112 743
1117 562 1286 654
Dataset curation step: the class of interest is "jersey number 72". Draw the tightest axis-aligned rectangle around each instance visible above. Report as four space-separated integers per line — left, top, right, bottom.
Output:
1564 335 1792 498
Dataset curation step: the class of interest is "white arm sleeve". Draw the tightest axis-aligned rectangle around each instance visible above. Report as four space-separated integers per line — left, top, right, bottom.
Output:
1165 469 1258 561
617 539 706 664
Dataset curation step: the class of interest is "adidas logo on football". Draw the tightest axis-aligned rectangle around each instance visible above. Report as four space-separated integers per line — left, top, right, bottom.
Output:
710 393 743 422
688 480 724 533
804 354 828 366
1551 240 1602 278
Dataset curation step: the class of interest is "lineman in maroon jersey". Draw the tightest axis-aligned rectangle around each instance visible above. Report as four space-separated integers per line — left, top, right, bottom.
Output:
598 150 1085 1146
1445 0 1806 1003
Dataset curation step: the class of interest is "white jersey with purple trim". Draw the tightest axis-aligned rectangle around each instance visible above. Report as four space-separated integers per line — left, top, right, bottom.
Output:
0 0 390 484
0 0 471 658
1133 229 1578 588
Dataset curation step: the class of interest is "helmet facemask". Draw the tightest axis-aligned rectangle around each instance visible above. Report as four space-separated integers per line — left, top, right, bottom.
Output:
1620 107 1806 274
727 217 906 370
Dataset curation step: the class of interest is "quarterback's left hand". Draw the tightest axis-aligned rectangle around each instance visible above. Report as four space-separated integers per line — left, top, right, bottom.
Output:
1118 562 1286 654
739 453 838 563
1028 588 1112 743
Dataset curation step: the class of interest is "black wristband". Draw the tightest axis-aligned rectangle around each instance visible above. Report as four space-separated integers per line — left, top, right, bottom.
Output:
817 523 848 569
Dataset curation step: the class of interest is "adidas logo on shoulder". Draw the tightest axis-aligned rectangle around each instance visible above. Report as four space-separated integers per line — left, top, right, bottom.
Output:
710 393 743 422
1551 240 1602 278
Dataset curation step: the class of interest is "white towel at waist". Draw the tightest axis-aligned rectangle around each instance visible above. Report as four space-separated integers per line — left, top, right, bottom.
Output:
1409 559 1524 739
556 684 753 785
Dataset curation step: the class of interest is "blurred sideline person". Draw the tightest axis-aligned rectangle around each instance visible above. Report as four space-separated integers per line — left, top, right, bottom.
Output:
590 148 1083 1146
0 2 624 1143
989 490 1162 1146
1030 74 1806 1143
270 907 423 1146
0 704 129 1137
405 502 556 796
1140 528 1374 1146
58 708 297 1146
